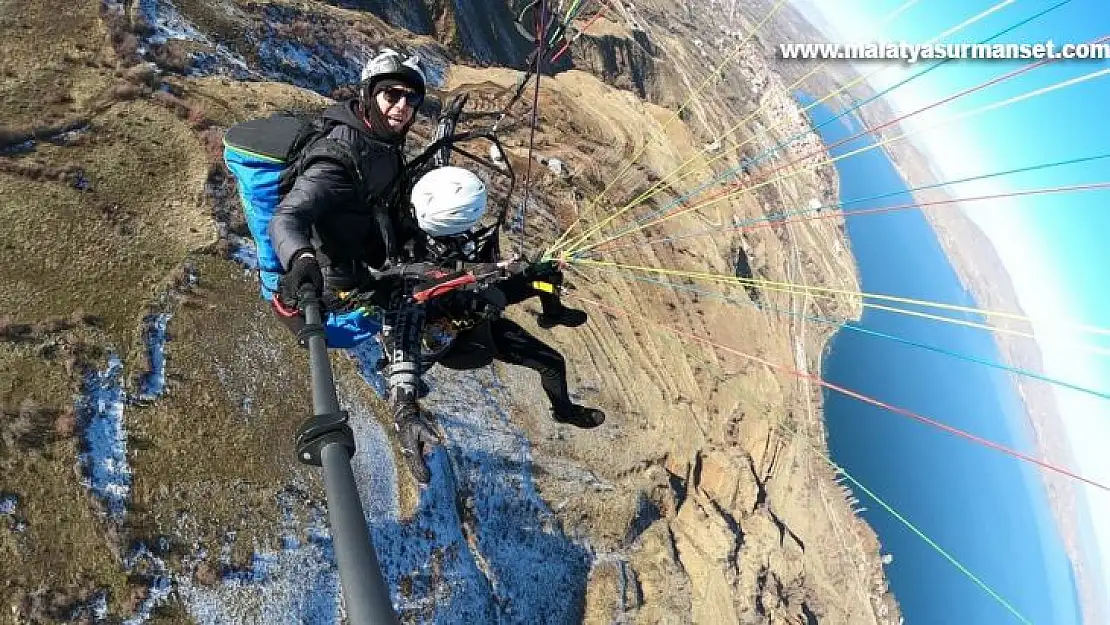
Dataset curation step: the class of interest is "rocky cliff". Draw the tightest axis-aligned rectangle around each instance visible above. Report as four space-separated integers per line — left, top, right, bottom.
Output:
0 0 899 622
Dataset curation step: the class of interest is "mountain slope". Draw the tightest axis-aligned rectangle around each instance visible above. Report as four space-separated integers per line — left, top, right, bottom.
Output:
0 0 899 622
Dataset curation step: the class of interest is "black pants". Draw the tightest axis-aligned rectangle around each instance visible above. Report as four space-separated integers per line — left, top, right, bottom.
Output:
272 274 573 413
437 317 572 415
496 270 563 312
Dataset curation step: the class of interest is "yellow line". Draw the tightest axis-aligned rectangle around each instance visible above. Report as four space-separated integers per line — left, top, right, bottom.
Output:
574 258 1110 343
569 65 1110 255
545 0 791 256
549 0 1019 256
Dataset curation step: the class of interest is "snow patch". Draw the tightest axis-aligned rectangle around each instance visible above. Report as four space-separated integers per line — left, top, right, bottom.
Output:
229 234 259 270
178 524 341 624
121 544 175 624
137 313 171 402
340 384 399 522
254 34 362 95
173 348 591 622
360 365 590 622
76 355 131 520
68 591 109 623
138 0 207 46
134 0 255 79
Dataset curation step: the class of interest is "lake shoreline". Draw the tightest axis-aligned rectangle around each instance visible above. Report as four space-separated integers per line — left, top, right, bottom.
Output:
872 132 1107 625
802 91 1085 623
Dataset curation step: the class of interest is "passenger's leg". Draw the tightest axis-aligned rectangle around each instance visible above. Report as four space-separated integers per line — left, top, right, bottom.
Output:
487 318 604 427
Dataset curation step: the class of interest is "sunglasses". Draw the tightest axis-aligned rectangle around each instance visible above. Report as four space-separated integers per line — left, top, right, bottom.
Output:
380 87 423 108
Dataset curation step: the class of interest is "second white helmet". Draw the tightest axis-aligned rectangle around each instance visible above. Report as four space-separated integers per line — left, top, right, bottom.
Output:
411 166 488 237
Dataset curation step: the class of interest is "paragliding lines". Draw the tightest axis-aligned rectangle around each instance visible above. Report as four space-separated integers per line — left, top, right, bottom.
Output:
516 0 550 256
593 271 1110 400
528 0 1104 617
567 294 1110 493
563 41 1110 256
547 0 792 254
816 446 1033 624
550 0 614 63
573 256 1110 356
545 0 1017 257
582 152 1110 257
768 415 1033 624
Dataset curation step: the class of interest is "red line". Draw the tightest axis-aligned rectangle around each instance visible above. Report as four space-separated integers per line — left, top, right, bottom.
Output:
550 1 614 63
634 34 1110 229
571 295 1110 492
594 181 1110 255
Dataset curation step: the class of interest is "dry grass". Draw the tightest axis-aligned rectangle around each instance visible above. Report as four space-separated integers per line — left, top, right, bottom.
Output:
124 254 317 574
0 102 214 370
0 329 132 621
0 0 111 129
0 0 889 621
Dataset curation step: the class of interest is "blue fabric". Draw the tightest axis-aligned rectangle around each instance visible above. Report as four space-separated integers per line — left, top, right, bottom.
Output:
225 145 382 349
324 308 382 348
223 145 287 301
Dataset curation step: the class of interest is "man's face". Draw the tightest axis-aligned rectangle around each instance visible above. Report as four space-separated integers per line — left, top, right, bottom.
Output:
375 86 421 132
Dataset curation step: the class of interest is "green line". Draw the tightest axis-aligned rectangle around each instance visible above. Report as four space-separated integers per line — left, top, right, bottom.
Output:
829 458 1034 624
550 0 584 45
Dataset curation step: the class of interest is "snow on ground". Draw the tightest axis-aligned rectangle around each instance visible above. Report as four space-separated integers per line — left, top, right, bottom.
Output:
172 329 592 623
338 349 591 622
67 9 594 620
132 0 256 79
76 354 131 520
129 0 442 95
137 313 171 402
177 497 341 625
67 591 109 623
137 0 207 45
406 364 592 622
71 310 350 623
0 123 91 156
120 544 175 624
0 493 26 535
339 353 397 522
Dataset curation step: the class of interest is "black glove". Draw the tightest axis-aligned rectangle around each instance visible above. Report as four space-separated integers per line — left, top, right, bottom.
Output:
393 399 441 485
280 252 324 309
523 259 562 282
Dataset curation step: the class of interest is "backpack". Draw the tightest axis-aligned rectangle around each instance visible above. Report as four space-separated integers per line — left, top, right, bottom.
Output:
222 111 364 302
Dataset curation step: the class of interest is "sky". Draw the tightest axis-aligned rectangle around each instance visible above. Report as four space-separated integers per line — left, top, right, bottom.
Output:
792 0 1110 612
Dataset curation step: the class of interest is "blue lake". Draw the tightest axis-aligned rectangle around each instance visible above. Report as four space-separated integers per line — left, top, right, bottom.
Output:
804 94 1081 624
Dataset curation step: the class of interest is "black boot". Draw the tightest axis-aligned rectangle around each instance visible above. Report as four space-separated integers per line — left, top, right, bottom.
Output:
391 392 440 484
537 306 587 329
553 403 605 428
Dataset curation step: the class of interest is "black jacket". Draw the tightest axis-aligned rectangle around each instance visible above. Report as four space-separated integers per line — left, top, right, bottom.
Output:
268 100 407 291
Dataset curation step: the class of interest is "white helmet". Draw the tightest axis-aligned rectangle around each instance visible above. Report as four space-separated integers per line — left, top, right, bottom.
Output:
361 48 426 91
411 166 488 237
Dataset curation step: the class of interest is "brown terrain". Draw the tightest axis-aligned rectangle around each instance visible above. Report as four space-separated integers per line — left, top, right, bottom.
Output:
1 0 904 623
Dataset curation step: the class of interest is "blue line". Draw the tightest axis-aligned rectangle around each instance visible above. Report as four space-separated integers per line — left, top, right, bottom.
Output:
609 272 1110 402
588 0 1076 248
575 152 1110 259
